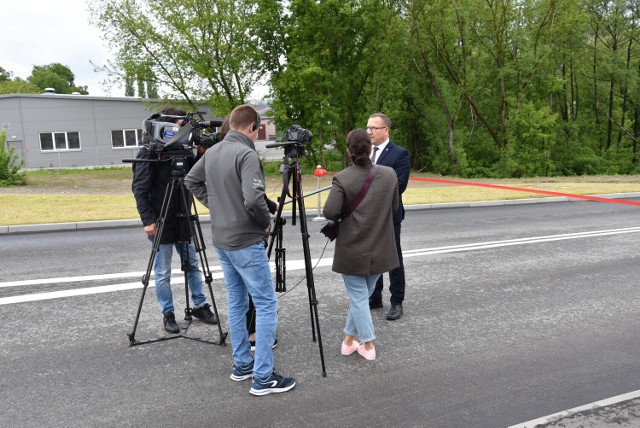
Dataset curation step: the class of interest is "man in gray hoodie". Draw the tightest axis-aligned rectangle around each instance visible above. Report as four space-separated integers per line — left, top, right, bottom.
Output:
185 104 296 396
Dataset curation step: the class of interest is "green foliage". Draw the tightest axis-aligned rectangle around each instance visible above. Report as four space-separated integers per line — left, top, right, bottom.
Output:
0 79 42 95
505 102 560 177
89 0 277 112
0 132 26 186
81 0 640 178
268 0 406 168
27 63 88 94
0 66 12 82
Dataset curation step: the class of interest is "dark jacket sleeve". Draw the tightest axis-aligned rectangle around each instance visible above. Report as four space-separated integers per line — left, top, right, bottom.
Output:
394 145 411 194
184 155 209 208
322 176 346 220
131 149 156 226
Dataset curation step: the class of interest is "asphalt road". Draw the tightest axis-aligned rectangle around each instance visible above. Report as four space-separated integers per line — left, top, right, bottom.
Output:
2 201 640 427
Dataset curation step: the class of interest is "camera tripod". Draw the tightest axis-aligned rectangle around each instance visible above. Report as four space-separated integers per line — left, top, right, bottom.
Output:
266 146 327 377
125 155 228 346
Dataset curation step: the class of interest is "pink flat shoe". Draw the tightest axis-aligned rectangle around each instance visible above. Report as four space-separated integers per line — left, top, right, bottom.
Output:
357 343 376 360
341 340 359 355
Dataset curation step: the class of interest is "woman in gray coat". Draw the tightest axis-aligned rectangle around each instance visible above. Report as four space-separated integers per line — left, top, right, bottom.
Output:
323 128 400 360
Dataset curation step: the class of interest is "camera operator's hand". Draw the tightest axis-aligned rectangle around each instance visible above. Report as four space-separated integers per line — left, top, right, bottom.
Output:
144 223 157 237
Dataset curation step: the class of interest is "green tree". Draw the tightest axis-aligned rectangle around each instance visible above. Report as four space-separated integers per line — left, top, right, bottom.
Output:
0 79 42 95
89 0 279 113
0 66 12 82
27 63 89 94
0 131 26 186
81 0 640 177
269 0 405 167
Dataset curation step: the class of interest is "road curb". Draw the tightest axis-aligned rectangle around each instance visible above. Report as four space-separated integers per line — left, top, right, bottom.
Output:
3 193 640 235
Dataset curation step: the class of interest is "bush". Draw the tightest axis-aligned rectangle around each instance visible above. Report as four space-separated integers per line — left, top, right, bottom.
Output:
0 131 26 186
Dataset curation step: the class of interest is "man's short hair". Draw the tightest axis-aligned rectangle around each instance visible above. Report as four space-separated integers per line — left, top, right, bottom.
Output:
369 112 391 129
229 105 260 131
160 106 187 124
160 105 187 116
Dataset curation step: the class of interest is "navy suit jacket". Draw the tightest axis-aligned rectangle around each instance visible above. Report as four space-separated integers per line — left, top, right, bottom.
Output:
375 141 410 224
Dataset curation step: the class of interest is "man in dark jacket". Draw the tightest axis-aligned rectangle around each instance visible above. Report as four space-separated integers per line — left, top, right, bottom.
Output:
366 112 411 321
131 106 217 333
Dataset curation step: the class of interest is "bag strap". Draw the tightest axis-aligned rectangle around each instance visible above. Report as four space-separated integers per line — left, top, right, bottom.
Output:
343 165 377 218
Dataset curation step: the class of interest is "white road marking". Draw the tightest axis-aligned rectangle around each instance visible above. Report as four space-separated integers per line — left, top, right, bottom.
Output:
0 267 223 288
2 226 640 306
509 389 640 427
403 226 640 258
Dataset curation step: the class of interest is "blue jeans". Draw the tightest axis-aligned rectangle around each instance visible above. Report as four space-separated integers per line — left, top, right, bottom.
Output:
215 242 278 379
342 274 380 343
153 241 206 314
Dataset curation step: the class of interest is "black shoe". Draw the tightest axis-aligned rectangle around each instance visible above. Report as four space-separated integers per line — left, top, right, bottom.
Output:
386 304 403 320
369 298 383 309
163 311 180 333
250 337 278 352
191 303 218 325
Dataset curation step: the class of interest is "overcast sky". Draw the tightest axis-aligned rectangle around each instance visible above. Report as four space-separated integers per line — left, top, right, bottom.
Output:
1 0 269 99
1 0 115 96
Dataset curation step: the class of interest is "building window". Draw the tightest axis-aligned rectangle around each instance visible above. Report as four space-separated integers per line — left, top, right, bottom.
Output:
39 132 81 151
112 129 143 148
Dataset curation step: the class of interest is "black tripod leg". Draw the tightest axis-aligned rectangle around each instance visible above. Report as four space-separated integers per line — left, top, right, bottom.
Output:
267 174 290 259
177 177 228 345
179 241 193 323
128 241 158 345
129 178 176 346
191 208 228 345
292 160 327 376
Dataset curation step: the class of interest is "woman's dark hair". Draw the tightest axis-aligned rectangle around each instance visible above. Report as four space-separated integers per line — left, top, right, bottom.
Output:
220 115 230 139
346 128 372 167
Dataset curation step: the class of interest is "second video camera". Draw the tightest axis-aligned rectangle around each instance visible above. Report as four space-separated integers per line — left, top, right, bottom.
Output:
276 125 313 159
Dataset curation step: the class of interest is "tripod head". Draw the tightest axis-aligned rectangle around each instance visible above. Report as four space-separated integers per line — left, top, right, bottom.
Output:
164 149 193 177
123 141 195 177
266 141 307 161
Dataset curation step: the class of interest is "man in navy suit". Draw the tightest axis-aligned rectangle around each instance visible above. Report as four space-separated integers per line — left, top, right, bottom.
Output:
366 113 410 320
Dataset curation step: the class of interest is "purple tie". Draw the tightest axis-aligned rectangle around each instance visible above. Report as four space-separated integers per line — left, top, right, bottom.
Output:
371 146 379 164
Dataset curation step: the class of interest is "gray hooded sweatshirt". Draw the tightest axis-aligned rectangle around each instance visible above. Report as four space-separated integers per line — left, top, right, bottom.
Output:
184 130 271 250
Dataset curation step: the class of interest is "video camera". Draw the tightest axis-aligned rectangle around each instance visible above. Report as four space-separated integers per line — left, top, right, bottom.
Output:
266 125 313 159
142 112 223 153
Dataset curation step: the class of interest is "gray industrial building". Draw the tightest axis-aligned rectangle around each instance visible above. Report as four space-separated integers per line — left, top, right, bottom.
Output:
0 93 224 169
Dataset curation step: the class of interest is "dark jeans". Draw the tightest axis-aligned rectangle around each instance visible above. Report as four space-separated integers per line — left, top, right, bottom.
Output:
371 221 405 306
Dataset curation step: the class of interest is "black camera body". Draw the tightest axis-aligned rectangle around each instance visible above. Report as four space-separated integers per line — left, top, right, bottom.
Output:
142 113 223 154
283 125 313 159
264 125 313 159
286 125 313 144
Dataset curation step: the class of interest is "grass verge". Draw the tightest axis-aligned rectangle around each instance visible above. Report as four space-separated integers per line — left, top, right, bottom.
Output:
2 167 640 225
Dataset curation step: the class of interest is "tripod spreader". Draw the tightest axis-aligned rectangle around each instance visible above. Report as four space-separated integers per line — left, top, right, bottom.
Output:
127 163 228 347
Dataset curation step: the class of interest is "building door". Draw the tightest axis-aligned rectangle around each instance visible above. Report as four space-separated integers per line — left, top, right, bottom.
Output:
258 124 266 140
